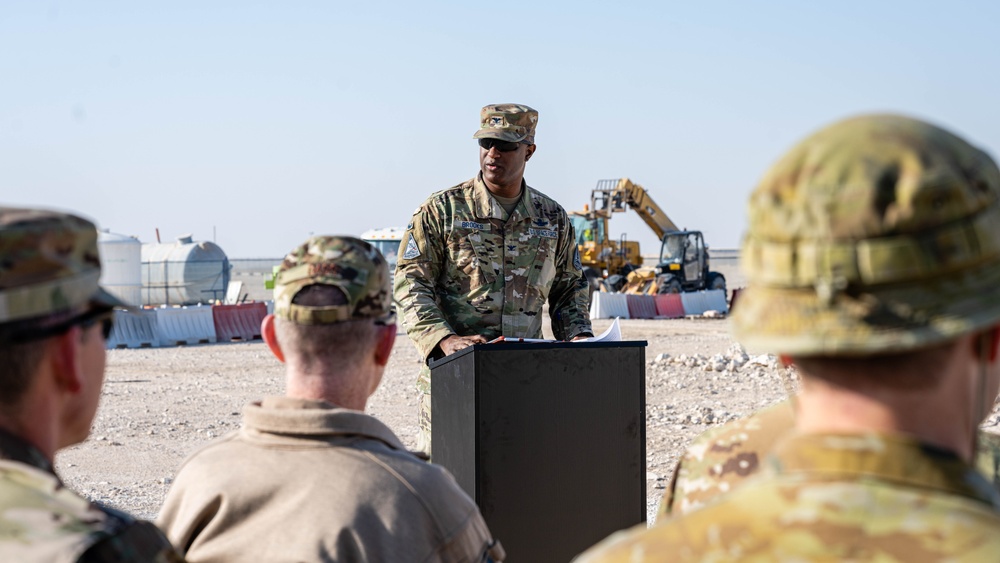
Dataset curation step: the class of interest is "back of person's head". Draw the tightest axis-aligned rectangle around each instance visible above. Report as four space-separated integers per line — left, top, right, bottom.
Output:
270 235 395 373
731 115 1000 376
0 207 120 407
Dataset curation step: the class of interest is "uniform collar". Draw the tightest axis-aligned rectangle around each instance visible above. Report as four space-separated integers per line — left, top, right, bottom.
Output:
769 432 1000 508
472 173 539 221
243 396 407 451
0 427 54 474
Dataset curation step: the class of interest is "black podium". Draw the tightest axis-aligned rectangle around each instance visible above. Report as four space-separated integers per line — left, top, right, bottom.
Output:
430 341 647 563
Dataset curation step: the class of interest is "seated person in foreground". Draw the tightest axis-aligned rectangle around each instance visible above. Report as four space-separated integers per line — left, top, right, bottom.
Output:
0 207 182 562
158 236 503 562
576 115 1000 561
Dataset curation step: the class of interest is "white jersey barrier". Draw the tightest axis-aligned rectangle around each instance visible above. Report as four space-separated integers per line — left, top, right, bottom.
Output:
154 304 218 346
680 289 729 316
590 289 729 319
106 309 159 349
589 292 631 320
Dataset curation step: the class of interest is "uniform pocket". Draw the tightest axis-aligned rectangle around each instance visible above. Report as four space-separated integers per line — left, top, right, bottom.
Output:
446 230 497 289
526 236 557 298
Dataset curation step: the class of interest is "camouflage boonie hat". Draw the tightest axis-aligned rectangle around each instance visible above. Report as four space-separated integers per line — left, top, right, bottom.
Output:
273 235 395 325
732 114 1000 356
0 207 122 324
472 103 538 144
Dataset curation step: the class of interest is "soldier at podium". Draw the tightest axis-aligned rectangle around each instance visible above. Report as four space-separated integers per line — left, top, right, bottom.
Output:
394 103 592 454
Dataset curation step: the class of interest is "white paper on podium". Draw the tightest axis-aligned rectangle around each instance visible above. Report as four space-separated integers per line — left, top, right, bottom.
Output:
486 317 622 344
574 317 621 343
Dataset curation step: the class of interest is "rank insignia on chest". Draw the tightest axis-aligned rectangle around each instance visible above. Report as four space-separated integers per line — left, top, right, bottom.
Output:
402 234 421 259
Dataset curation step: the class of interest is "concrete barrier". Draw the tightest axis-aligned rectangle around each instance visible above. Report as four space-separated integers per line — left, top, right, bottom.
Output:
155 305 217 346
213 302 267 342
626 295 657 319
653 294 685 319
680 289 729 316
590 292 630 320
106 309 159 349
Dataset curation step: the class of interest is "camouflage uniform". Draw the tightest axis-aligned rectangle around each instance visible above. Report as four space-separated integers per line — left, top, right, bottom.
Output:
581 433 1000 562
0 430 181 562
576 116 1000 561
159 236 503 563
0 208 182 562
395 104 592 450
660 399 1000 517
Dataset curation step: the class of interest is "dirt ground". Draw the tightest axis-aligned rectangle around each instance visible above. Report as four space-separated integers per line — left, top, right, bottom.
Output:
55 316 789 525
56 315 1000 528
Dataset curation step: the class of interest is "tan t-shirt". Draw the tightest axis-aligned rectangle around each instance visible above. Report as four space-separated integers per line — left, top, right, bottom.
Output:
158 397 503 562
491 190 522 219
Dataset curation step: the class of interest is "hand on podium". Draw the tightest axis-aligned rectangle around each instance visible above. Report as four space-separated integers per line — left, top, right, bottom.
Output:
439 334 488 356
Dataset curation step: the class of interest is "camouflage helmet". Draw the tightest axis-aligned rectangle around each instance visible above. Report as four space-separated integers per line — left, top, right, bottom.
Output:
472 104 538 144
273 235 395 325
0 207 122 324
732 114 1000 356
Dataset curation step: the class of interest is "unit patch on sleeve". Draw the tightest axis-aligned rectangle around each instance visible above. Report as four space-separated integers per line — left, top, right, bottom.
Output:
574 247 583 271
402 234 421 260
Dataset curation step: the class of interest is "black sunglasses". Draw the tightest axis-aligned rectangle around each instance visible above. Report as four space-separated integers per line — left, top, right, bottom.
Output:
8 308 115 343
478 138 522 152
81 311 115 341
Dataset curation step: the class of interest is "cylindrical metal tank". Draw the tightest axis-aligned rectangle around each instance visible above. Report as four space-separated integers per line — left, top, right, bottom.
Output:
97 230 142 307
141 235 231 306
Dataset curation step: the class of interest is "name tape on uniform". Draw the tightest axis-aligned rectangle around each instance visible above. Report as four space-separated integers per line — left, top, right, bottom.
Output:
457 221 490 231
528 228 558 239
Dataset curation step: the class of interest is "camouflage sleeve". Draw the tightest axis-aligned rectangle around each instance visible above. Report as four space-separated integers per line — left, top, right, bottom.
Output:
77 520 184 563
393 204 455 363
547 212 592 340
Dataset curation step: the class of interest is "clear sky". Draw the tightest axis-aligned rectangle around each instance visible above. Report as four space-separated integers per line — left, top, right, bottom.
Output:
2 1 998 258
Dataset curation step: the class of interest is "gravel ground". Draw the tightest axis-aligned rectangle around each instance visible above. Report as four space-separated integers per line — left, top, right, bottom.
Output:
55 316 1000 526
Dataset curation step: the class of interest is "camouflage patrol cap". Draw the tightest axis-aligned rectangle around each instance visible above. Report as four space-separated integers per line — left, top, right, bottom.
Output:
472 104 538 144
0 207 122 324
273 235 394 325
732 114 1000 356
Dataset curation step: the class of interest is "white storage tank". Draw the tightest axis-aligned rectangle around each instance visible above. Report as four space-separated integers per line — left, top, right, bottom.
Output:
97 230 142 307
141 234 231 306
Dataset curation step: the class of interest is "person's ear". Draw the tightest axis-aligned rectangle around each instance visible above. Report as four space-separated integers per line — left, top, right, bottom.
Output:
524 143 536 162
261 315 285 363
51 327 84 393
374 324 397 367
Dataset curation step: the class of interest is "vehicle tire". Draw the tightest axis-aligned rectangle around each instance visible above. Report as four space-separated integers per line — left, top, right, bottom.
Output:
606 274 626 293
657 276 682 294
707 272 726 292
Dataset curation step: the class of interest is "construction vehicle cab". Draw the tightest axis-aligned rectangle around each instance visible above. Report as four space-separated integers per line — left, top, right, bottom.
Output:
654 230 725 294
360 227 405 273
